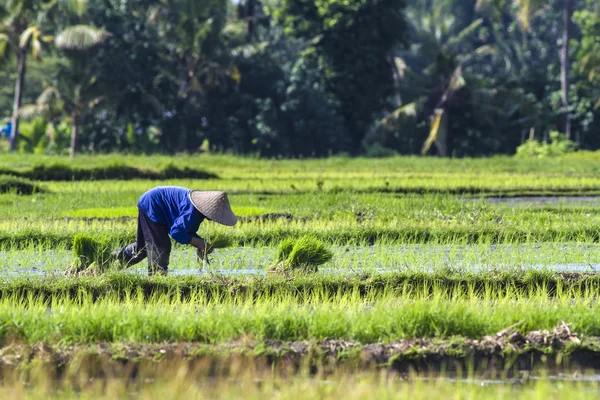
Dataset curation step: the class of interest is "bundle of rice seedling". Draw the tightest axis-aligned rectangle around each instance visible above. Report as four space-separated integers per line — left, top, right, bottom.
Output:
206 233 234 249
270 235 333 273
66 234 114 276
275 237 295 262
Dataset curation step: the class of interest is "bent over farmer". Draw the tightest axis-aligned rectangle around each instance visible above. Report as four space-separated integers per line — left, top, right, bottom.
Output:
114 186 237 275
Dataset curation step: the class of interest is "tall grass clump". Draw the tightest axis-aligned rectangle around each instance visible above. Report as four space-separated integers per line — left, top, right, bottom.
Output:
271 235 333 273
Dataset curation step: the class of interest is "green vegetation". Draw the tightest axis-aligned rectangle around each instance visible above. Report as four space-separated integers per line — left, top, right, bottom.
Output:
1 269 600 302
1 0 599 157
1 154 600 394
272 236 333 272
2 290 600 344
0 174 43 195
0 162 218 181
68 233 114 275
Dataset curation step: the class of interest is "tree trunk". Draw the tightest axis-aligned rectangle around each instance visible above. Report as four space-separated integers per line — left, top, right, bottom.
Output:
246 0 255 39
70 112 79 157
561 0 573 140
389 56 403 108
10 48 27 152
434 110 449 157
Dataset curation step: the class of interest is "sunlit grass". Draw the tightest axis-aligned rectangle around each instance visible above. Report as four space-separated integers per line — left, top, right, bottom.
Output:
0 286 599 343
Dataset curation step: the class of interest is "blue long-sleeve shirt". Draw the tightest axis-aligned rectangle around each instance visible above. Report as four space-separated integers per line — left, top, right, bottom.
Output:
138 186 205 245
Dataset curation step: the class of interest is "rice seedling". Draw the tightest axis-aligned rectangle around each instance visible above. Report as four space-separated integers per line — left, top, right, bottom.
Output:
270 235 333 273
1 286 600 344
66 234 115 276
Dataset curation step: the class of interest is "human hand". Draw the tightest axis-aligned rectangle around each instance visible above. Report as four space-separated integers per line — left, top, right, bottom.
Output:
196 240 214 259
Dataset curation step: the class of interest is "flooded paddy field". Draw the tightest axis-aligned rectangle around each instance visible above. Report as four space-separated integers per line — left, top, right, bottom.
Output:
3 243 600 276
3 155 600 396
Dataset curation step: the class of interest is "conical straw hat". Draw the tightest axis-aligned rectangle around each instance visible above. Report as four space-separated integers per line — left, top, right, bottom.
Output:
189 191 237 226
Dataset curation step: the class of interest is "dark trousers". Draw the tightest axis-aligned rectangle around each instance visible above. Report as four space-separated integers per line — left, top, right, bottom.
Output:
116 208 172 275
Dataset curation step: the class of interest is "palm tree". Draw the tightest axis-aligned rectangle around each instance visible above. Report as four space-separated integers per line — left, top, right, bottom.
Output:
0 0 89 151
477 0 574 139
147 0 233 152
377 3 496 156
19 25 110 157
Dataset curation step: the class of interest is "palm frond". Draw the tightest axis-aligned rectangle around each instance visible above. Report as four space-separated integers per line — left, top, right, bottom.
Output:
58 0 88 17
377 101 422 130
514 0 544 31
18 104 46 120
445 18 483 49
37 86 61 106
0 33 9 57
19 26 40 48
458 45 496 65
45 121 56 142
55 25 111 50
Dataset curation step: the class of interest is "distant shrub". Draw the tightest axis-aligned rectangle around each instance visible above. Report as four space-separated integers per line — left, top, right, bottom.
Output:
363 142 398 158
515 131 576 158
0 175 43 195
0 162 218 181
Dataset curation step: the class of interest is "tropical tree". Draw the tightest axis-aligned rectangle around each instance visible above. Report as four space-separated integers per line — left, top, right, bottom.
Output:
0 0 90 151
147 0 233 152
574 5 600 110
477 0 574 139
269 0 410 153
19 25 110 156
377 1 498 156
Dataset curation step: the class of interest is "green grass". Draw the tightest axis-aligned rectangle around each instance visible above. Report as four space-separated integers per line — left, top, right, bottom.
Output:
2 269 600 302
1 286 600 344
0 174 44 195
0 162 218 181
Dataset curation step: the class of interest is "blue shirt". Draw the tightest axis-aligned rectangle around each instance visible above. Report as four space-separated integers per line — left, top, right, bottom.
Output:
138 186 204 245
1 122 11 138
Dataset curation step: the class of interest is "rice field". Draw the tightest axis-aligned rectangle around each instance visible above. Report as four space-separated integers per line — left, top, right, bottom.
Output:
3 154 600 397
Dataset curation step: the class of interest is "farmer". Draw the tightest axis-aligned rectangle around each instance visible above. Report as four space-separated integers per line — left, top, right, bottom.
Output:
113 186 237 275
0 118 12 139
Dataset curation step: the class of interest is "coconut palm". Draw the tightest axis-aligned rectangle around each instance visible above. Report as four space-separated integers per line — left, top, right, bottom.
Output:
0 0 94 151
146 0 235 152
19 25 110 156
378 2 496 156
477 0 574 139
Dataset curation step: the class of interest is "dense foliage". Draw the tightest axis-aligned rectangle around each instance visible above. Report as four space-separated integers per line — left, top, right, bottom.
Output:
0 0 598 157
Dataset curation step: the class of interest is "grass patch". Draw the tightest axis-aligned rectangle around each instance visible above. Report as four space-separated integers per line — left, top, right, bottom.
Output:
0 162 218 181
1 288 600 343
1 269 599 302
0 175 43 195
60 206 276 219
